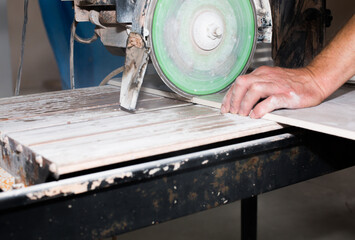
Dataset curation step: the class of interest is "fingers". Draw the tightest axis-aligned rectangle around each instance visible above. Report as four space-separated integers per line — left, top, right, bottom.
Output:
221 66 291 117
238 82 275 116
250 94 289 118
221 74 275 116
221 66 313 118
228 75 262 114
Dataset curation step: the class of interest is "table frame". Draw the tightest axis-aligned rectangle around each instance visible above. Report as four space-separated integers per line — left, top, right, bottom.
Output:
1 129 354 239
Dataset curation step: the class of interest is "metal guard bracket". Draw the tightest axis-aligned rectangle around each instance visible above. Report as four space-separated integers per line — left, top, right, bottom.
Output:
120 32 149 111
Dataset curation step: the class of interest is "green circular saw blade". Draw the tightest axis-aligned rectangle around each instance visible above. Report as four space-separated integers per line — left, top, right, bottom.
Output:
150 0 256 96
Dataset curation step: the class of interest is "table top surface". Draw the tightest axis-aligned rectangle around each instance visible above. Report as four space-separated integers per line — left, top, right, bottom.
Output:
0 85 282 177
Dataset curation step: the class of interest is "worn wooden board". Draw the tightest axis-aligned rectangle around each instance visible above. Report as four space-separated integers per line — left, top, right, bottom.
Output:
0 97 190 134
0 86 162 121
0 85 282 176
264 85 355 140
30 109 282 175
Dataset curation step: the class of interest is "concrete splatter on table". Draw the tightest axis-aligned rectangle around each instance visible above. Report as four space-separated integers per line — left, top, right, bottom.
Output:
0 167 14 191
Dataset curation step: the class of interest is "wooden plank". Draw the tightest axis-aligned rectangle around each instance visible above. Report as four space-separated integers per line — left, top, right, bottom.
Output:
0 87 164 121
6 105 212 147
28 111 282 175
264 85 355 140
0 85 118 106
0 85 283 177
0 98 191 134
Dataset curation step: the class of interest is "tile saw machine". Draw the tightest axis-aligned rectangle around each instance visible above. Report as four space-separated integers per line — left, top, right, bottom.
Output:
71 0 272 111
3 3 352 239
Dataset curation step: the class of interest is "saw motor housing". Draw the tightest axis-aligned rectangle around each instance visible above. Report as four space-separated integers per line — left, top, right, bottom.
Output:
71 0 272 111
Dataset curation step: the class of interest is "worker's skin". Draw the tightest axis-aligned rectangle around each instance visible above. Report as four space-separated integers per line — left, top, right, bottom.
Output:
221 15 355 119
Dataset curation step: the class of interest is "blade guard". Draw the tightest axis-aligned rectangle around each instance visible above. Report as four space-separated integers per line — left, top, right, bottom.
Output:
120 32 149 111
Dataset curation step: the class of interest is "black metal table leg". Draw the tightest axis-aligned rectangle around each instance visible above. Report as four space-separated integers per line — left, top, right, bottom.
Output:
241 196 258 240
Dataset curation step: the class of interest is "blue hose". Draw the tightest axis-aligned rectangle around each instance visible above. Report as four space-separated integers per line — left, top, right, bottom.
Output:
38 0 125 89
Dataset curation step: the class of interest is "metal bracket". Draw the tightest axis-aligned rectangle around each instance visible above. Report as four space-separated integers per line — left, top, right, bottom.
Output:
115 0 136 23
119 0 151 111
120 32 149 111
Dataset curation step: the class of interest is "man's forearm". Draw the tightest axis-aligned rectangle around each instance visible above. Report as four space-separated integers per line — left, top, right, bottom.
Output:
307 15 355 99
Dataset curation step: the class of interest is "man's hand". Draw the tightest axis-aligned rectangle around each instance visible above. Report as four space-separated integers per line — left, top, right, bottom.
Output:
220 66 325 118
221 15 355 119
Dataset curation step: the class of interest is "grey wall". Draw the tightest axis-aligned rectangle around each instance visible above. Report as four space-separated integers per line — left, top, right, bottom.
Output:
7 0 61 94
0 0 13 98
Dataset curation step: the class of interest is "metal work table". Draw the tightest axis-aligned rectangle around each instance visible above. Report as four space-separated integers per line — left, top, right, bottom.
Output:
0 85 354 240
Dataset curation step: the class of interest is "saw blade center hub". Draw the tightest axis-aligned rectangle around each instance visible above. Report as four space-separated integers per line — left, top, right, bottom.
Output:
192 11 225 51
